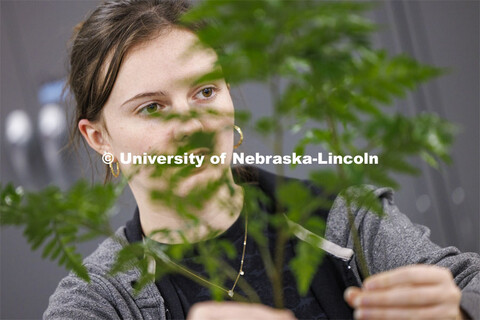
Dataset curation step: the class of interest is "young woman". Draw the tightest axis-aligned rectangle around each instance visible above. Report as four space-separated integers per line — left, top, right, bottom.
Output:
44 1 479 319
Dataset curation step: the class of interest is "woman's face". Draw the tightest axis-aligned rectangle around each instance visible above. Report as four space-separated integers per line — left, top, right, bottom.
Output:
85 27 235 195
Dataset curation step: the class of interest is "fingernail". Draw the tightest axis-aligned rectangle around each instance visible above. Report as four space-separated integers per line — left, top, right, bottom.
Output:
344 288 352 301
354 297 362 307
354 309 363 320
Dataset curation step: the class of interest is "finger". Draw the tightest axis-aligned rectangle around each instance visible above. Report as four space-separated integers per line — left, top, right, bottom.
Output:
354 305 459 320
187 301 296 320
344 287 362 307
353 285 461 308
363 265 453 290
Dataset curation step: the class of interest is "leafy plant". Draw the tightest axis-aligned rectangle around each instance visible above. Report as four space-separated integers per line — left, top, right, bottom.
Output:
0 181 123 281
0 0 456 311
178 0 455 306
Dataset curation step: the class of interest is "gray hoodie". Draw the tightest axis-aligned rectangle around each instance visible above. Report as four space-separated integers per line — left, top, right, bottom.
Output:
43 181 480 319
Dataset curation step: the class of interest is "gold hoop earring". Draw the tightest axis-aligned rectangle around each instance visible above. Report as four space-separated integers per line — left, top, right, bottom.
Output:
109 161 120 178
234 125 243 149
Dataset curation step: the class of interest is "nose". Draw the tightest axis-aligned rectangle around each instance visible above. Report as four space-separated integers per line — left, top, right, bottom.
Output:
173 115 204 143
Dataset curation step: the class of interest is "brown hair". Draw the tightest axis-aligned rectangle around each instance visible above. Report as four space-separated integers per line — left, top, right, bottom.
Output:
68 0 199 182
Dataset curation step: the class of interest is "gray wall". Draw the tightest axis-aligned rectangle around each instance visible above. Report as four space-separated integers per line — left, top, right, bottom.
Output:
1 1 478 318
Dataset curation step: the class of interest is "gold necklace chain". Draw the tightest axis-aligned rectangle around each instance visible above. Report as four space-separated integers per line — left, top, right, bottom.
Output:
143 211 248 298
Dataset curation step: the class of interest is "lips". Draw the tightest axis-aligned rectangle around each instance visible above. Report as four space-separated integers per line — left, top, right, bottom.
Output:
190 147 211 156
188 148 211 173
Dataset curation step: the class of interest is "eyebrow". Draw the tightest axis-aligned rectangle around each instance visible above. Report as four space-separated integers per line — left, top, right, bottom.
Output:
121 90 167 107
120 67 224 107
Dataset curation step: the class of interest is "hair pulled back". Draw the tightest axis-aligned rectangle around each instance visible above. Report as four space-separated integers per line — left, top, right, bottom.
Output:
68 0 196 181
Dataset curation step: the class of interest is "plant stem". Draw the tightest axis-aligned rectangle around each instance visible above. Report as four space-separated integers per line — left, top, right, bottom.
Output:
326 114 370 280
269 76 288 309
345 198 370 279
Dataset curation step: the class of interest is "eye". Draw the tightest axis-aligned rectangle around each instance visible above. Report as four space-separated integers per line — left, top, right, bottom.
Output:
138 102 165 115
195 86 218 100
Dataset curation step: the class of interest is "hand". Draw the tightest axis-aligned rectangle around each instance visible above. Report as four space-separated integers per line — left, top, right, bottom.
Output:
344 265 463 320
187 301 297 320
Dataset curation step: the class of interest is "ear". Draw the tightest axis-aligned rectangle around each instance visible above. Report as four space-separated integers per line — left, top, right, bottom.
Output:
78 119 111 155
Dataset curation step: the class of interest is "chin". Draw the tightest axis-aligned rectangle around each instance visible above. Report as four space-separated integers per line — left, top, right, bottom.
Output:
176 164 227 196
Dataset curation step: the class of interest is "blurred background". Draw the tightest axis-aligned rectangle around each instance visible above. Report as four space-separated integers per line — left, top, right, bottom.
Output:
1 1 478 318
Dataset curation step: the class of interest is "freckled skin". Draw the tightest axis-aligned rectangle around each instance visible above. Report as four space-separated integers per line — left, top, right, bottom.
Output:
101 28 235 196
